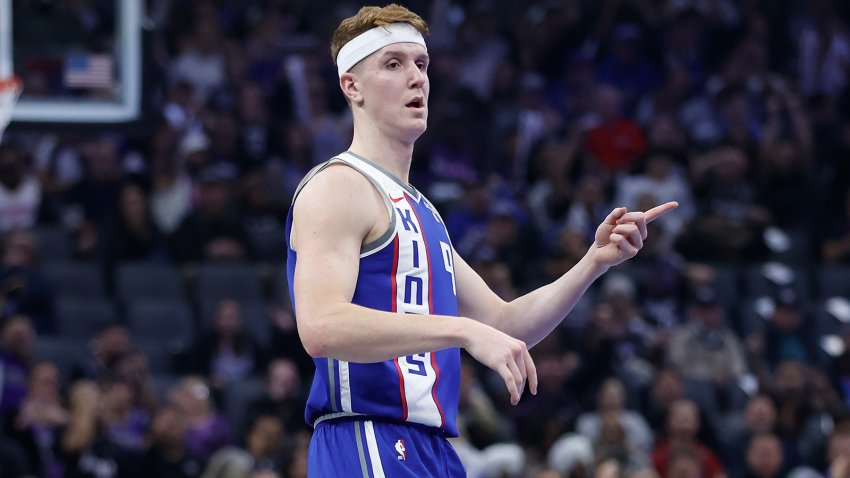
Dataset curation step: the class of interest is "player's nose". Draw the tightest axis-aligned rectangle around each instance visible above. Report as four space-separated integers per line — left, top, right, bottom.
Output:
409 65 426 89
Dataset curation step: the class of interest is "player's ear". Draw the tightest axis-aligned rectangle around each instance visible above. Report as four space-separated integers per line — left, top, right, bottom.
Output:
340 72 363 105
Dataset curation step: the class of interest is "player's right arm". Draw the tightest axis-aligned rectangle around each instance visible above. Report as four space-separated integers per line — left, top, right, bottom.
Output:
291 165 536 404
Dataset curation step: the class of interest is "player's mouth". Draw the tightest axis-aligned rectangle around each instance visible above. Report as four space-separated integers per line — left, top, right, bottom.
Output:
405 97 425 110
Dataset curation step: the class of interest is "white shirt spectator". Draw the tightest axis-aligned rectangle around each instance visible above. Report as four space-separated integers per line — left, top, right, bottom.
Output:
170 51 226 103
0 175 40 232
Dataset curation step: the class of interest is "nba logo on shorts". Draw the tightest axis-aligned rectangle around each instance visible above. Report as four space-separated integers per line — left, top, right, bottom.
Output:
395 439 406 460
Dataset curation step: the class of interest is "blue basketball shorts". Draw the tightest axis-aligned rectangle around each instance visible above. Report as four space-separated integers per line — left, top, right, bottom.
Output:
308 418 466 477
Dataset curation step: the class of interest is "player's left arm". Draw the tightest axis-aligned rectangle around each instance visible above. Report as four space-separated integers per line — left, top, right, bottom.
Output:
456 202 678 347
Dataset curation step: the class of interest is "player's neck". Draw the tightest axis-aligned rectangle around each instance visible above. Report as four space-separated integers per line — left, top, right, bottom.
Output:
348 128 414 184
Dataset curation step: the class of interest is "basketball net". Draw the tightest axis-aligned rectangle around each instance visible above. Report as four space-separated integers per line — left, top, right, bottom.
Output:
0 76 21 144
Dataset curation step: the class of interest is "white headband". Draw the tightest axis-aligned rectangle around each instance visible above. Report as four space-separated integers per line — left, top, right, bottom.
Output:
336 22 426 77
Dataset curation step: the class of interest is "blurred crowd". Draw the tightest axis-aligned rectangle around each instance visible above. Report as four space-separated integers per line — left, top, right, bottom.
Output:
2 0 850 477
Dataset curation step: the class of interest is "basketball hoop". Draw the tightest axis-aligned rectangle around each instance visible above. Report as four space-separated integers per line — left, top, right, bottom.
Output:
0 76 22 143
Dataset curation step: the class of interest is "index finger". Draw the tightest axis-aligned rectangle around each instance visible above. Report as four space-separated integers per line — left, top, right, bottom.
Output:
645 201 678 224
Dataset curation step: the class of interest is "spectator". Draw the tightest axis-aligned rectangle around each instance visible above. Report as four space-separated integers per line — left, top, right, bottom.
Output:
115 347 160 417
168 4 227 103
511 72 563 182
142 406 205 478
444 182 491 253
149 127 195 235
201 414 285 478
576 377 654 462
0 142 41 232
678 145 771 262
593 410 650 472
0 231 54 331
641 368 686 434
191 298 265 391
614 149 695 237
168 376 232 462
6 361 67 478
740 433 785 478
99 374 150 455
169 163 253 264
651 399 724 478
571 302 647 406
635 61 697 127
60 380 142 478
0 314 36 419
72 323 131 382
101 183 167 269
247 358 306 436
755 140 813 232
65 136 126 228
545 49 597 124
244 415 284 472
236 83 274 172
238 169 287 262
457 197 538 288
723 394 779 476
769 360 831 466
748 288 821 374
526 135 579 235
584 85 647 175
596 23 662 110
667 287 748 393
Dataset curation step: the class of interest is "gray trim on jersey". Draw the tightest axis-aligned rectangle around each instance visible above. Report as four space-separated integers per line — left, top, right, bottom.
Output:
344 151 421 201
291 161 334 206
313 411 367 427
328 360 338 412
290 157 397 256
354 421 371 478
361 216 396 256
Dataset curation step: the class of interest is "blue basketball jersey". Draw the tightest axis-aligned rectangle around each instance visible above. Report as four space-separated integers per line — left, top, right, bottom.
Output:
285 151 461 437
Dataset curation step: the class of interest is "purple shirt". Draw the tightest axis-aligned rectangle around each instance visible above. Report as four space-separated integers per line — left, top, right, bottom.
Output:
106 409 150 452
0 350 28 414
184 413 231 460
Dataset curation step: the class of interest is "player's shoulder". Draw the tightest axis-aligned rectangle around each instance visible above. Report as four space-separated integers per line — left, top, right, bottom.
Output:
293 160 382 223
297 161 376 202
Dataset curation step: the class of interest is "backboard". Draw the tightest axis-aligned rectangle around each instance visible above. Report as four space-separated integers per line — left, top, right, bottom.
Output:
0 0 142 123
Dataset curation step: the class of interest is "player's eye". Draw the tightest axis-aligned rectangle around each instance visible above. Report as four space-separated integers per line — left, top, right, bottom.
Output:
416 61 427 71
387 61 400 69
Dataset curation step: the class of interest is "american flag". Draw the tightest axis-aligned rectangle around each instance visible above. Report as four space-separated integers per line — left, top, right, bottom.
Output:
64 54 114 89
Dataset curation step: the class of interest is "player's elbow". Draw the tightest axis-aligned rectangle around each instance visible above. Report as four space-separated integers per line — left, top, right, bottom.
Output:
297 316 332 358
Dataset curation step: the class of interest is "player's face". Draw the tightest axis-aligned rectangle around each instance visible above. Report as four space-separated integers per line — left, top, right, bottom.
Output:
357 42 430 140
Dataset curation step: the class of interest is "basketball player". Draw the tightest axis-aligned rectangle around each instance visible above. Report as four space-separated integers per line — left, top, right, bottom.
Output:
285 4 677 477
